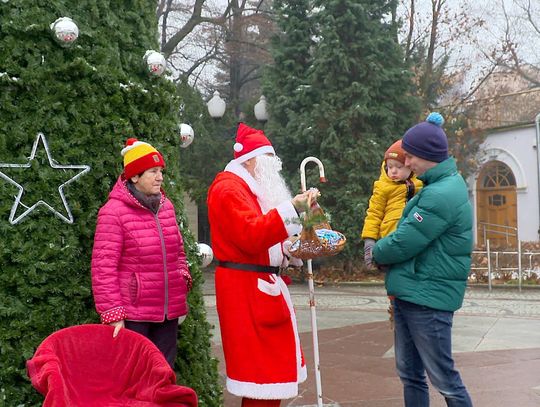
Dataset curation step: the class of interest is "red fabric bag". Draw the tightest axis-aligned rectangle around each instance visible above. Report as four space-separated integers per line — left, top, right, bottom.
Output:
26 324 197 407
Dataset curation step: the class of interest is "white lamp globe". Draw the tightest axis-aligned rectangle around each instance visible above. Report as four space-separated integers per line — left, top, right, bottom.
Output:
254 95 269 122
207 91 226 119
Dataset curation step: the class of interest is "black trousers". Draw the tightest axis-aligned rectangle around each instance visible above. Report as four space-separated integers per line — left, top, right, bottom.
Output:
125 318 179 368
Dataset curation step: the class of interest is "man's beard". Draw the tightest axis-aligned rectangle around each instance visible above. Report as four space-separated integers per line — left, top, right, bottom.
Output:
253 155 293 212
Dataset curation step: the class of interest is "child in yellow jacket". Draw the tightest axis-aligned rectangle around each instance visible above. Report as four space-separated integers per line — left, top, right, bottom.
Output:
361 139 422 327
362 139 423 266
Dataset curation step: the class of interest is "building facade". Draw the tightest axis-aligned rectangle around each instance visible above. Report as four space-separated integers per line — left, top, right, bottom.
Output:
469 122 539 246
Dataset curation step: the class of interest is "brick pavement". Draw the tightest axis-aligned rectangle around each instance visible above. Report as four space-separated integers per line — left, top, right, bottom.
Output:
203 273 540 406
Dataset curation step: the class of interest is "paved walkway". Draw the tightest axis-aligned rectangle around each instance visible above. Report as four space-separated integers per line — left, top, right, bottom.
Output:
203 272 540 406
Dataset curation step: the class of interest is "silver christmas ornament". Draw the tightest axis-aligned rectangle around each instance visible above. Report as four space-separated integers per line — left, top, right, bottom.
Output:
50 17 79 45
144 50 167 76
179 123 194 148
197 243 213 268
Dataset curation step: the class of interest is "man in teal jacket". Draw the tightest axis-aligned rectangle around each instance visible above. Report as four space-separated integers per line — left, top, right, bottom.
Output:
373 112 474 407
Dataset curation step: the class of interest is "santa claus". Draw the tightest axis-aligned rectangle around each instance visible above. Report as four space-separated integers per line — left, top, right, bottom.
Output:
207 123 315 407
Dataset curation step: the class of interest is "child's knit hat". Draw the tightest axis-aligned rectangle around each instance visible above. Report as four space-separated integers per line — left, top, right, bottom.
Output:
121 138 165 179
401 112 448 163
384 140 406 164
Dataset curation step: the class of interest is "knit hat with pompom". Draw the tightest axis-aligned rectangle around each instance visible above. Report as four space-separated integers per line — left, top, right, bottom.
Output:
401 112 448 163
121 138 165 179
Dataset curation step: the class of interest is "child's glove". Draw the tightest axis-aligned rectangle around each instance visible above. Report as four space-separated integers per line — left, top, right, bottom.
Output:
363 238 376 267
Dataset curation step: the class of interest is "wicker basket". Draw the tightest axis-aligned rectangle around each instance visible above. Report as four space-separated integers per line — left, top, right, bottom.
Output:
288 205 346 260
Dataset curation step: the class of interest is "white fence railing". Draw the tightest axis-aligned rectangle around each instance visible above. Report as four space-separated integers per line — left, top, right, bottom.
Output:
471 239 540 291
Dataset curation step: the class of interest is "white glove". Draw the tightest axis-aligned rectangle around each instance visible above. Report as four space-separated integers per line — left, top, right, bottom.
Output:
283 239 303 268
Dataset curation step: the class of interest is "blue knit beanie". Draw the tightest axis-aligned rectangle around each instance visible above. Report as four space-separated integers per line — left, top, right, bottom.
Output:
401 112 448 163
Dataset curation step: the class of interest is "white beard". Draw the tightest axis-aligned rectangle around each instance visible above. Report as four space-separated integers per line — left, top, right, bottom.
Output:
253 155 293 213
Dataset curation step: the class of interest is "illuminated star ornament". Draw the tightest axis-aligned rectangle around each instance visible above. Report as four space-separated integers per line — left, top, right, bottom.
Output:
0 132 90 225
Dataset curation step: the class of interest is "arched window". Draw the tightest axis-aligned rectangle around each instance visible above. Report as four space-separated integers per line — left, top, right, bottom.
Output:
480 161 516 188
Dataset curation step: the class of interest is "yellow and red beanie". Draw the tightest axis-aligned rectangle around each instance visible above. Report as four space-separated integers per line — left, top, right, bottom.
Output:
233 122 275 163
384 139 406 164
121 138 165 179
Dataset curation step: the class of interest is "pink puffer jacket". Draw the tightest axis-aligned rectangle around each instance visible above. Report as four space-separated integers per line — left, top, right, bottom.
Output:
91 177 189 323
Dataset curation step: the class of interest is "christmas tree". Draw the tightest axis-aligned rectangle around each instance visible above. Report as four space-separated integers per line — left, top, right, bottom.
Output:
0 2 220 405
264 0 420 264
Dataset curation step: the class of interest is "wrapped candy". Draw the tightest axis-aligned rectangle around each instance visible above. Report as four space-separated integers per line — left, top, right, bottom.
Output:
288 227 346 260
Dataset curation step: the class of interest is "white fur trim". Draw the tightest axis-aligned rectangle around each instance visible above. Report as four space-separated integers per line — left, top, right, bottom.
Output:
298 364 307 383
257 277 281 296
226 377 299 399
276 201 302 236
233 142 243 152
224 160 289 267
268 242 283 266
279 278 306 384
120 141 151 156
224 160 264 198
234 145 275 164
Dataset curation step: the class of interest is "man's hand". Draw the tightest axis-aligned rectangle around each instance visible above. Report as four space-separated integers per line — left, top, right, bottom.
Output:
363 238 376 268
110 320 125 338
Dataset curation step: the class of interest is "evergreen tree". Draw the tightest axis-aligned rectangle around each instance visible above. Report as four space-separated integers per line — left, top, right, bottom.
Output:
177 83 236 244
263 0 316 188
265 0 421 267
0 2 220 405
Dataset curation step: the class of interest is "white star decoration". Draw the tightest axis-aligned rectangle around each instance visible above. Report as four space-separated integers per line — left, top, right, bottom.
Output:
0 132 90 225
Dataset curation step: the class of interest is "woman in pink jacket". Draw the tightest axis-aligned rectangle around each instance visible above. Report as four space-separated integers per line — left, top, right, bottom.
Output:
91 138 191 368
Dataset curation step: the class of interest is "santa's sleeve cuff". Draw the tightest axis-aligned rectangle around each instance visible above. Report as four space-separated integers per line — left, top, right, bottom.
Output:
276 201 302 236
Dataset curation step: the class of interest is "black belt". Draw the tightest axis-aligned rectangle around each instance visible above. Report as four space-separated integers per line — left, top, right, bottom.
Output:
218 261 280 274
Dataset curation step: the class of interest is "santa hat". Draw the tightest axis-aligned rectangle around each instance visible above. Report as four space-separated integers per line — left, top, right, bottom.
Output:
384 139 406 164
233 123 275 164
121 138 165 179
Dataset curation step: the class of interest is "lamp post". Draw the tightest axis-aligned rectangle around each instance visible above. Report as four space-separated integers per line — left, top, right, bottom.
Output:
207 91 226 119
207 91 269 125
254 95 269 124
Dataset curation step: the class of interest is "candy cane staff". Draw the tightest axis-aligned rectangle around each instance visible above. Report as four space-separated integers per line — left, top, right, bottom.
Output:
300 156 327 407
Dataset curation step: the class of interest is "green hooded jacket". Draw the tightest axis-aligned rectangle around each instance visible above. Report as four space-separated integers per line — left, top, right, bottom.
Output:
372 157 473 311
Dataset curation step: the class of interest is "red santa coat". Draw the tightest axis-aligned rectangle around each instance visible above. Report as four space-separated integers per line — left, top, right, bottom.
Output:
207 161 306 399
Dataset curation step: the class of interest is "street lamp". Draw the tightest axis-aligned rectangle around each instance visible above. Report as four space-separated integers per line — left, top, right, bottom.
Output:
254 95 269 123
207 91 226 119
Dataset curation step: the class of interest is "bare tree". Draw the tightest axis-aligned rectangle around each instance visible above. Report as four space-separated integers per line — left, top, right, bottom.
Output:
399 0 487 108
157 0 231 87
214 0 276 116
157 0 276 115
494 0 540 87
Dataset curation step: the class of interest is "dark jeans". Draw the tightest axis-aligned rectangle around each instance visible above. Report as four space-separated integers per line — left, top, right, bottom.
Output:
393 298 473 407
125 318 179 368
